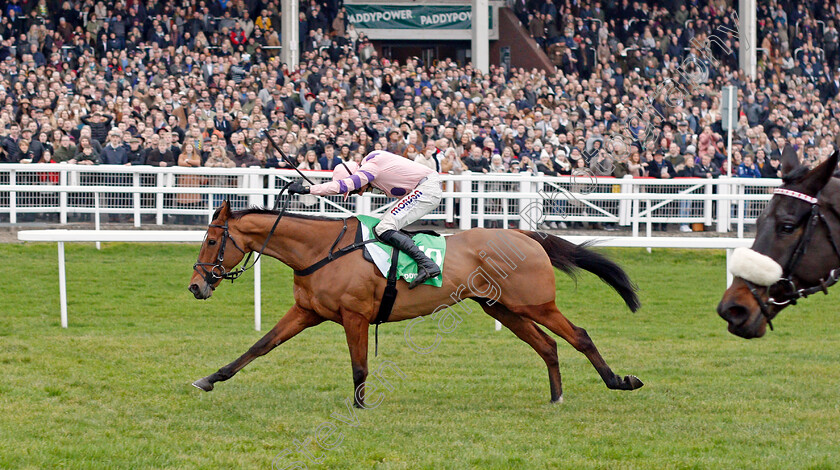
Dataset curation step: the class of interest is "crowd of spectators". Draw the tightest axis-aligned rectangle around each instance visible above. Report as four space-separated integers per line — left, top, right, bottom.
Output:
1 0 838 208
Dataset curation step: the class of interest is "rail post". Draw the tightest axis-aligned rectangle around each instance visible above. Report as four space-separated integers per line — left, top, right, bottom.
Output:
619 175 632 226
59 169 68 224
459 172 472 230
717 176 731 232
155 172 164 225
133 172 141 227
9 169 16 224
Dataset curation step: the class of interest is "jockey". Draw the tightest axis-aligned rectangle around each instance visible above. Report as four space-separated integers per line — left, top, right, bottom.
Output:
287 150 443 288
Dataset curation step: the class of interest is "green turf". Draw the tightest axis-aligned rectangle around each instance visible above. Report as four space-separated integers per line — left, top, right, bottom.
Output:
0 242 838 469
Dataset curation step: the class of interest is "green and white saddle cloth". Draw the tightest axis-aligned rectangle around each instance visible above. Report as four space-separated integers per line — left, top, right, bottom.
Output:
357 215 446 287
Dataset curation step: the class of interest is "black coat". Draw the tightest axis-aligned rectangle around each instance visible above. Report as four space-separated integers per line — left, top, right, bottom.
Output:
647 158 677 178
465 156 490 173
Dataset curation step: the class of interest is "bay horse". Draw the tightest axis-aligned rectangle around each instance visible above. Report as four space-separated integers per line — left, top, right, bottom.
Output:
189 200 643 406
718 146 840 338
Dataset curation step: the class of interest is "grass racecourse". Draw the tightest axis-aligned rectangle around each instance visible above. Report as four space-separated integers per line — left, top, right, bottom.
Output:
1 242 839 469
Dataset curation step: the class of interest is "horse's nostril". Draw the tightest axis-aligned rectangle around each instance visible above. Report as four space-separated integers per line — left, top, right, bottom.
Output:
189 284 199 294
718 301 750 326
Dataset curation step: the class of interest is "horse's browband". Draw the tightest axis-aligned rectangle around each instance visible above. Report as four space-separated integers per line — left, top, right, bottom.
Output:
774 188 818 204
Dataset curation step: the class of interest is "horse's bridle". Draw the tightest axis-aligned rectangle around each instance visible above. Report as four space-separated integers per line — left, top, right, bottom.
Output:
192 180 295 288
744 188 840 329
193 218 251 286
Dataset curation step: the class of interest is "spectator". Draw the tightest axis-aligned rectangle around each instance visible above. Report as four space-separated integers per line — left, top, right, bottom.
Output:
762 155 783 178
80 112 114 145
126 137 147 165
0 0 837 234
147 141 176 167
232 143 261 168
1 124 22 163
205 146 235 168
414 144 438 171
19 128 44 163
175 142 205 223
665 144 685 174
53 134 77 163
99 130 129 165
255 10 272 33
73 137 99 165
297 149 321 170
318 144 341 170
648 150 677 179
17 136 37 163
465 146 489 173
695 154 721 179
537 154 557 176
737 154 763 178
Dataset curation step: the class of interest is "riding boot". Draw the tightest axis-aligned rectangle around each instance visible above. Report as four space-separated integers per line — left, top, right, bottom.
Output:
378 229 441 289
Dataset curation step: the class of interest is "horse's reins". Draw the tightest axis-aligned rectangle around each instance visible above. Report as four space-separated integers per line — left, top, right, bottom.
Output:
260 129 316 185
194 133 395 349
193 130 323 285
193 179 295 286
193 131 374 283
744 188 840 329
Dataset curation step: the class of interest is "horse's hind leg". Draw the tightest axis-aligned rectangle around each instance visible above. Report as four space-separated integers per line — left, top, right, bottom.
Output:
516 302 643 391
192 304 324 391
478 300 563 403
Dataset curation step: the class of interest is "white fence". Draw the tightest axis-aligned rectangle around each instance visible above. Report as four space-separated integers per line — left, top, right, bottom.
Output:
0 164 781 234
17 229 753 330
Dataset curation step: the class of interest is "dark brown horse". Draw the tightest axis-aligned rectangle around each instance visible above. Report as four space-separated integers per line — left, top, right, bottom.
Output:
189 201 643 406
718 147 840 338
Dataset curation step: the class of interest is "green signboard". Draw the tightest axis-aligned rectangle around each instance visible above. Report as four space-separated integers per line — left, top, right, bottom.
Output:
346 4 491 30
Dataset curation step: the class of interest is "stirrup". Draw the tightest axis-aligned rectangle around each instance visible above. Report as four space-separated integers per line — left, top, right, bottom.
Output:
408 266 441 289
409 272 431 289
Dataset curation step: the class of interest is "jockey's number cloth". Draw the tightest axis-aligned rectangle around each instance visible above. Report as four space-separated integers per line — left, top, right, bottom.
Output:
357 215 446 287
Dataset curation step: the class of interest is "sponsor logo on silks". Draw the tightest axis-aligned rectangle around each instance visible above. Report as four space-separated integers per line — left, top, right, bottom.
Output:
391 190 423 215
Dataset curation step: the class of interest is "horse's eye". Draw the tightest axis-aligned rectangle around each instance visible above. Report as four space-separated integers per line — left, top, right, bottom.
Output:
208 239 217 246
778 223 796 234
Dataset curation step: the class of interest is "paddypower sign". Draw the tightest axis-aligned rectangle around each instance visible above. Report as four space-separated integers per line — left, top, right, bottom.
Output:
345 4 490 30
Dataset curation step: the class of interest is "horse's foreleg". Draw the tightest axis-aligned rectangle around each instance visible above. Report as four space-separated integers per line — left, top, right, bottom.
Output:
519 302 643 391
341 310 370 408
479 301 563 403
192 304 324 391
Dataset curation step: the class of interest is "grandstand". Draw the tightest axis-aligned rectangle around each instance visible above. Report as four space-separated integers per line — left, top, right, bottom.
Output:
0 0 836 231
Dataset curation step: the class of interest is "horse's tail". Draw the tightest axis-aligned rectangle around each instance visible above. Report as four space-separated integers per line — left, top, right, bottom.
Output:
518 231 641 312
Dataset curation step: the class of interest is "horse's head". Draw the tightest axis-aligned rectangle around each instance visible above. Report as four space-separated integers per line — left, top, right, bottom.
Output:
718 146 840 338
189 201 249 299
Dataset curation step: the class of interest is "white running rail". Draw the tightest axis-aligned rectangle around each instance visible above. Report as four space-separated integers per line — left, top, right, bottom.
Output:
17 230 754 331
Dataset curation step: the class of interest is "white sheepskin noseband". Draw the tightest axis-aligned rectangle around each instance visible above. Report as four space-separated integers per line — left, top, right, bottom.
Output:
729 247 784 286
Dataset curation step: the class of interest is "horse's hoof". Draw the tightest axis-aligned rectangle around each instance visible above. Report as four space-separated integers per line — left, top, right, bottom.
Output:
624 375 644 390
550 394 564 404
192 377 214 392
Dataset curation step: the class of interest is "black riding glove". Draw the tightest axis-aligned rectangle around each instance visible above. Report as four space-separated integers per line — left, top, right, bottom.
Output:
288 181 310 195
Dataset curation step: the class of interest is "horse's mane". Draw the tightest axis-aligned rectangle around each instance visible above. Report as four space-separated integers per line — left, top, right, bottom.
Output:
213 206 346 222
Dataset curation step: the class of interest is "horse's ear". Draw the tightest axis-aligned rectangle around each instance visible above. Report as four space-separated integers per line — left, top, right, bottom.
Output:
801 150 839 196
215 200 232 221
780 144 800 176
